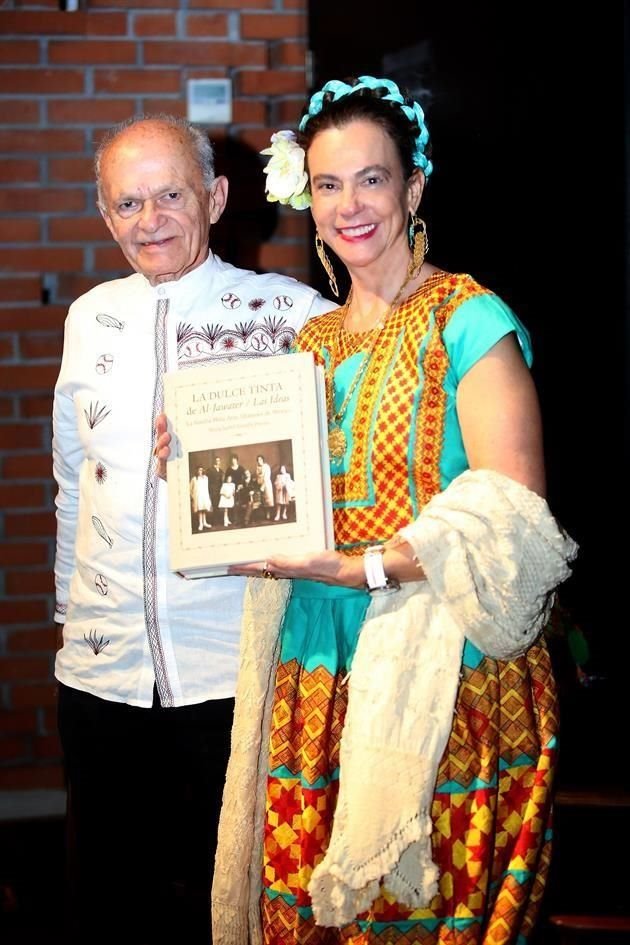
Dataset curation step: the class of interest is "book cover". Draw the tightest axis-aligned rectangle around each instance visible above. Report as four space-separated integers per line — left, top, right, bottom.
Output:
163 350 334 578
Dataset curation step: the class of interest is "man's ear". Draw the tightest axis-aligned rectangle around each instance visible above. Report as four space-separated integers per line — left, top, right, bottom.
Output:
209 175 229 225
98 202 116 241
407 168 425 215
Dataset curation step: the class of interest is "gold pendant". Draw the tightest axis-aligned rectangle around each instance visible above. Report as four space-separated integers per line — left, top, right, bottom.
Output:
328 423 347 459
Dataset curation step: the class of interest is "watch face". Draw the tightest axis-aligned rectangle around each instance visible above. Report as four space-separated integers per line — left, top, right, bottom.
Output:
370 584 399 596
370 579 401 596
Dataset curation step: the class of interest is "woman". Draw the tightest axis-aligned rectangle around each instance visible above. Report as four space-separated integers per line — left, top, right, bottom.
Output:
255 454 274 520
273 464 293 521
189 465 211 532
211 76 578 944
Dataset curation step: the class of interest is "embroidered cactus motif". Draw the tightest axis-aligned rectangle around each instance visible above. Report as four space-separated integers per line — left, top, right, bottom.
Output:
85 401 111 429
84 629 110 654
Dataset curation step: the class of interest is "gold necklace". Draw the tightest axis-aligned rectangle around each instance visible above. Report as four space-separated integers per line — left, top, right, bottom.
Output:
327 268 413 460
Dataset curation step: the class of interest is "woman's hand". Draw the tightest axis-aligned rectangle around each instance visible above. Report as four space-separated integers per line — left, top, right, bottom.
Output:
154 412 172 481
228 550 366 588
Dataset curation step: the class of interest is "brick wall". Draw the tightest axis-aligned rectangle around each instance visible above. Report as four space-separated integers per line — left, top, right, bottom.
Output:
0 0 312 791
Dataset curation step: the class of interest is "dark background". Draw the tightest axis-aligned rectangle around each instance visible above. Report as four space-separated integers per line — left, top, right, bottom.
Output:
307 1 627 686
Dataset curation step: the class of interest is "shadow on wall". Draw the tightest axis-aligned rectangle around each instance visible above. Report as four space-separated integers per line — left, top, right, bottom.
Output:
210 137 279 274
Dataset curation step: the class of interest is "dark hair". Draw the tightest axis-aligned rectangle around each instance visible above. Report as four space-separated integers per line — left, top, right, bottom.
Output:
297 78 428 182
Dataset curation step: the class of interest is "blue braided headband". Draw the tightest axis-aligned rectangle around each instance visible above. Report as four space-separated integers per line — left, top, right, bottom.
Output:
298 75 433 178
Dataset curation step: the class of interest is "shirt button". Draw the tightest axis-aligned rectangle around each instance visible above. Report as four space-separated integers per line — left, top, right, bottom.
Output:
157 287 166 297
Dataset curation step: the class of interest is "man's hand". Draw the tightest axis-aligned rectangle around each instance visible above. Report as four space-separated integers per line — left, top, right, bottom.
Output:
154 413 172 481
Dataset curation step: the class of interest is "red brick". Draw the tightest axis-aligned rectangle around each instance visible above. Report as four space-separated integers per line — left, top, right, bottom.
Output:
95 69 180 94
241 12 306 40
33 733 63 759
85 12 128 35
0 397 13 417
185 13 229 36
275 213 310 240
0 482 45 505
0 99 40 124
0 542 49 567
5 514 57 540
0 738 28 762
238 126 283 154
8 628 56 653
0 10 125 35
0 39 40 64
0 247 83 273
133 13 177 36
4 70 85 95
277 97 308 124
19 335 63 359
238 71 307 95
90 0 178 7
259 242 308 271
93 244 131 270
48 156 95 183
0 338 13 359
0 657 51 682
144 41 266 67
49 216 109 241
11 684 57 709
0 599 49 625
232 98 266 124
0 422 44 447
0 218 41 242
0 307 66 331
0 765 65 790
0 128 84 154
3 453 53 477
0 159 40 184
0 276 41 302
270 40 307 69
49 40 137 66
0 709 38 734
20 395 55 419
17 0 60 7
47 98 136 124
140 98 186 118
0 190 85 213
5 568 55 595
192 0 272 6
57 273 107 300
0 364 59 392
42 708 58 733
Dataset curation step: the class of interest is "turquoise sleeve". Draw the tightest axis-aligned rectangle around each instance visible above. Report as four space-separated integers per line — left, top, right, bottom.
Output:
442 292 533 383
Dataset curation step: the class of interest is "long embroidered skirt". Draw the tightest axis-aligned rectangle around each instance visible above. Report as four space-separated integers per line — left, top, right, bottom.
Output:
261 580 558 945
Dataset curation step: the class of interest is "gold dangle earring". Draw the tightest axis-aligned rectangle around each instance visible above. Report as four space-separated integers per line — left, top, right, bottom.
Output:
315 231 339 298
407 214 428 278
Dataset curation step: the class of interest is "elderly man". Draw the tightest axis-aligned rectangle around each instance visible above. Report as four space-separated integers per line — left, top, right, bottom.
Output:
52 115 333 944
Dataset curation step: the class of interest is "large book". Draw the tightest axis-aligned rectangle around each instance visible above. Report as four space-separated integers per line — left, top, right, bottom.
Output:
163 350 334 578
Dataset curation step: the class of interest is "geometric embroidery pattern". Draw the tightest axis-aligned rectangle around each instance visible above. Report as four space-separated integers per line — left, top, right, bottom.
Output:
294 273 490 554
263 639 557 943
265 274 557 943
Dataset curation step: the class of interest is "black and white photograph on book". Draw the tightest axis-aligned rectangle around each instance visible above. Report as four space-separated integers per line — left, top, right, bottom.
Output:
187 440 296 533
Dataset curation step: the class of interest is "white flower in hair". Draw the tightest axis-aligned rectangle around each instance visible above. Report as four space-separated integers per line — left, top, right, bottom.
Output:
260 130 311 210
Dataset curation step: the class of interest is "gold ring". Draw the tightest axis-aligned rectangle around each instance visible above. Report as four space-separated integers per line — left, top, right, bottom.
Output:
261 564 276 580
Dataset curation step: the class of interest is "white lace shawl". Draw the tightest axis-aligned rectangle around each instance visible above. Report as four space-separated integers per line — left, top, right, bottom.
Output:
211 469 578 943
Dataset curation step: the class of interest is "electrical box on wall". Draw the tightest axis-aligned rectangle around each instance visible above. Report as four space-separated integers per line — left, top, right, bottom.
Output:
187 78 232 125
